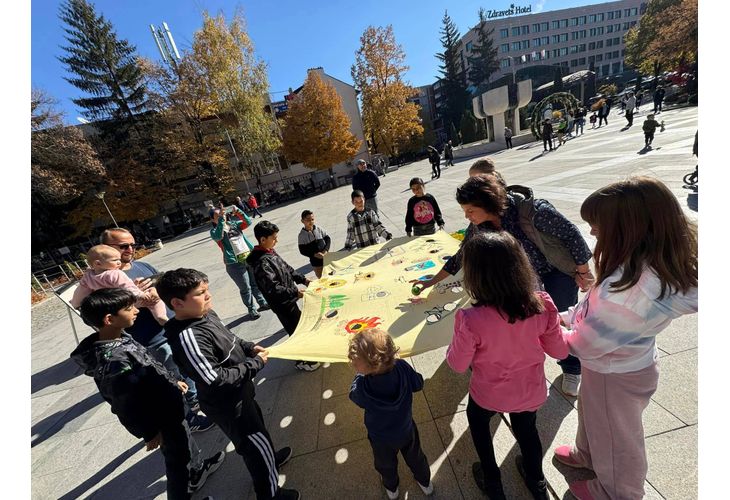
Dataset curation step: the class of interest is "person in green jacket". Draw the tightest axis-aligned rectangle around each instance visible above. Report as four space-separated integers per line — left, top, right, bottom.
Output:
210 204 269 320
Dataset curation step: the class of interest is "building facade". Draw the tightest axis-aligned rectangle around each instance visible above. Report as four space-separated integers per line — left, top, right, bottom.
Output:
460 0 646 82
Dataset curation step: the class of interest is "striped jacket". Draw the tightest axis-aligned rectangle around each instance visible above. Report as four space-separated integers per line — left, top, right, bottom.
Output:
164 309 264 413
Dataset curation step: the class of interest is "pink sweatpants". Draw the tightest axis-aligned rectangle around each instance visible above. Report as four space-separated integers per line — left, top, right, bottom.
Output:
570 363 660 499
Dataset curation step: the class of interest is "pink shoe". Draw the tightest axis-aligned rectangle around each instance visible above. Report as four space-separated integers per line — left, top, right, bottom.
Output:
569 480 596 500
553 445 591 469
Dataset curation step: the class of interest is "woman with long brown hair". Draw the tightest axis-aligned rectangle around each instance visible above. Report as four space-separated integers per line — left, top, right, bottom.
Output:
555 176 698 500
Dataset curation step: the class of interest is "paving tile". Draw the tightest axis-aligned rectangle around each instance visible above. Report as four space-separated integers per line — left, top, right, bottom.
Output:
652 349 698 425
32 468 74 500
655 313 698 354
645 425 697 499
410 346 471 419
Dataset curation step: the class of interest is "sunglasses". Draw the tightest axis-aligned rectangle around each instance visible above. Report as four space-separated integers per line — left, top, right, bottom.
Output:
114 243 137 250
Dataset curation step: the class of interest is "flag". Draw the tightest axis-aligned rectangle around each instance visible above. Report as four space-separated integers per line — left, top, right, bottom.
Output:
541 49 547 59
267 232 470 363
521 54 527 63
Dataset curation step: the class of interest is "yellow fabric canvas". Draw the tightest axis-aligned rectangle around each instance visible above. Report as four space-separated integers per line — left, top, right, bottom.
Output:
268 231 470 362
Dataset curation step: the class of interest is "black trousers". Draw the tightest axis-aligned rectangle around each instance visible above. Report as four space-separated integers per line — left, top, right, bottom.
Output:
431 161 441 178
466 396 544 485
645 131 655 145
598 114 608 126
506 137 513 148
271 300 301 336
159 417 192 500
206 399 279 499
542 136 552 151
540 268 581 375
625 109 634 126
369 423 431 491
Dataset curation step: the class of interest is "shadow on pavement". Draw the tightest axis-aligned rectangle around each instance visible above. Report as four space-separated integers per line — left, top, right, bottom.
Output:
687 192 698 211
56 441 146 500
31 392 105 447
31 358 83 395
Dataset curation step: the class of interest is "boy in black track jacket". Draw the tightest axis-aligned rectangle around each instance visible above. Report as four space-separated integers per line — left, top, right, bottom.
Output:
297 210 331 279
70 288 224 500
248 221 320 372
157 268 299 500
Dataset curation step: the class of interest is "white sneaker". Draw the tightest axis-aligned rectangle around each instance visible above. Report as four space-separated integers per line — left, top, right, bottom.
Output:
418 481 434 495
385 486 399 499
561 374 581 397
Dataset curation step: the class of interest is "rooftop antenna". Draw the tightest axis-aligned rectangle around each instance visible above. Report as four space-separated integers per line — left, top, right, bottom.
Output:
150 21 180 70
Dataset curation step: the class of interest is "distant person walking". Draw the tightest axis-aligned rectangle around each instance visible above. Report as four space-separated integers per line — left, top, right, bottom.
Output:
624 92 636 127
541 119 554 152
504 127 513 149
247 192 263 218
574 107 586 135
352 158 382 214
427 145 441 179
653 86 666 113
597 100 609 127
444 140 455 166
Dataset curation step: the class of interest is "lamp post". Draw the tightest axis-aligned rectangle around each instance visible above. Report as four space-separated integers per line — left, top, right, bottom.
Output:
94 191 119 227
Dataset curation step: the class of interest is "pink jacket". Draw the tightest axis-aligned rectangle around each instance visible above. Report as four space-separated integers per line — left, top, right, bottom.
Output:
446 291 569 413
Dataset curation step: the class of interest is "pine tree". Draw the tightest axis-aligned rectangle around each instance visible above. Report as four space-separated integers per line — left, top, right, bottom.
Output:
467 8 500 93
459 110 478 144
58 0 147 123
553 67 564 93
436 10 469 140
281 71 361 173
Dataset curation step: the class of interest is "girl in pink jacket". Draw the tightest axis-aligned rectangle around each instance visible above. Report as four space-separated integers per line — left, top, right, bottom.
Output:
446 231 568 500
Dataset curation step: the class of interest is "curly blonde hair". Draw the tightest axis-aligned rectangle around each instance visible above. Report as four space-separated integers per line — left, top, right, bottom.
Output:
347 328 399 374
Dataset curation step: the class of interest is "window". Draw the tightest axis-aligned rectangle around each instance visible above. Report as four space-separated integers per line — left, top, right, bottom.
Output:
561 33 568 42
578 16 586 25
553 49 560 58
466 41 473 52
501 43 509 53
579 57 586 65
606 52 612 60
624 9 631 17
589 41 596 50
561 47 568 56
590 28 597 37
579 44 586 52
623 22 630 30
572 31 579 40
541 22 549 31
542 36 549 45
596 54 603 62
500 28 509 38
612 62 621 73
630 20 637 28
613 50 619 58
552 20 560 29
614 37 620 45
597 13 604 22
570 17 578 26
597 40 603 49
552 34 560 43
607 11 614 20
607 24 614 33
523 39 530 49
512 41 521 51
589 14 597 23
606 38 613 47
570 59 579 67
561 19 568 28
615 24 621 31
602 63 610 75
533 23 541 32
512 27 520 36
588 55 595 63
615 10 622 18
521 25 530 35
631 7 638 16
570 45 579 54
533 38 541 47
500 58 511 68
597 27 604 35
621 49 626 56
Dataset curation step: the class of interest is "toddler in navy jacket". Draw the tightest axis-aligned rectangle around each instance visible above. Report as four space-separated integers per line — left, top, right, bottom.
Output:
348 328 433 499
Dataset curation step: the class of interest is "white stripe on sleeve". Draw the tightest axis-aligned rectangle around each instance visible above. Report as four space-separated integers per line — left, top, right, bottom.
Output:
179 329 218 384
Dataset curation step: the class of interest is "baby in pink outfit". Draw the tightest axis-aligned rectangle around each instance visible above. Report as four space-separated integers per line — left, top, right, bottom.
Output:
70 245 168 325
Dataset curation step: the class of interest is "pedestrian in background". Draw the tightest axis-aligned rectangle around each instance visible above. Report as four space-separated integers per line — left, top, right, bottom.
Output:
504 127 513 149
427 145 441 179
247 193 263 218
444 140 455 166
352 158 382 214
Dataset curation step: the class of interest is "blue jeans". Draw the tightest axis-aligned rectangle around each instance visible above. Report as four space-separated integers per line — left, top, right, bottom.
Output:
225 261 268 314
540 268 582 375
147 333 200 409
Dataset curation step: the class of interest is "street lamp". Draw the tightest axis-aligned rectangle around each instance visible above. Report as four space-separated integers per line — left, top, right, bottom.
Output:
94 190 119 227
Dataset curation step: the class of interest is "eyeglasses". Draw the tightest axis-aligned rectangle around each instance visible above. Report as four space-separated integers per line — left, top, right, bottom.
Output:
113 243 137 250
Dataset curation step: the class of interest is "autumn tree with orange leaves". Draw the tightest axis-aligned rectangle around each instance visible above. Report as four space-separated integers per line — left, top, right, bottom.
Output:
351 25 423 156
281 71 361 174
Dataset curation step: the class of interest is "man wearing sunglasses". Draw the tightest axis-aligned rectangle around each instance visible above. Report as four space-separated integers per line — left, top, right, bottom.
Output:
100 228 214 435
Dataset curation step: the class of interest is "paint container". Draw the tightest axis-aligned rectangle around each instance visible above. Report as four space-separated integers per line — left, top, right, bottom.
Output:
411 284 424 296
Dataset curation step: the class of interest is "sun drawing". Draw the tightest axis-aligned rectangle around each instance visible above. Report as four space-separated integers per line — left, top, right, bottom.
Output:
345 317 382 334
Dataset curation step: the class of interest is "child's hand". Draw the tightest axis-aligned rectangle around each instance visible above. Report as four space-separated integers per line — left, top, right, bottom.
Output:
297 289 305 298
134 277 154 292
438 225 445 231
145 433 163 451
177 381 188 393
256 348 269 364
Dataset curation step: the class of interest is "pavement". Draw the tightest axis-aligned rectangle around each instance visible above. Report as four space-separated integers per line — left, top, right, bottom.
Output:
31 105 698 499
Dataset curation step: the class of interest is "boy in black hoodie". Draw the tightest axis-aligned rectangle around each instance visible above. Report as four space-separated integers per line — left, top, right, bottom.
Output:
157 269 299 500
348 328 433 499
70 288 225 500
248 220 320 372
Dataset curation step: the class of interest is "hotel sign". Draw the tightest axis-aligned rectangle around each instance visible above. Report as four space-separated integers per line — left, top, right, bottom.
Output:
486 4 532 18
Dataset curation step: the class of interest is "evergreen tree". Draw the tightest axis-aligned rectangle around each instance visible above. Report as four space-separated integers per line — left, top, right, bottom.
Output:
553 67 564 92
467 8 500 93
58 0 147 123
459 110 478 144
436 10 469 140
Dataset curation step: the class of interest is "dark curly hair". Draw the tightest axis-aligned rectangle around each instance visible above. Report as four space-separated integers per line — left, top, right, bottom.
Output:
455 174 508 216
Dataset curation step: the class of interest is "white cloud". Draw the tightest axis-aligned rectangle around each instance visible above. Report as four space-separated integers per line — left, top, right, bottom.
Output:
535 0 547 13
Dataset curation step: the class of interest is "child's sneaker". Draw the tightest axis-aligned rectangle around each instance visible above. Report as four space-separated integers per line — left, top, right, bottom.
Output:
515 455 548 500
188 450 226 492
472 462 506 500
187 412 214 433
384 486 399 500
275 446 293 468
295 360 321 371
418 480 434 495
274 488 300 500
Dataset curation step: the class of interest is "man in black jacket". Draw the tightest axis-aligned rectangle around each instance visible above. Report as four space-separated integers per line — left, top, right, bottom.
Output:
71 288 225 499
352 158 381 214
157 269 300 500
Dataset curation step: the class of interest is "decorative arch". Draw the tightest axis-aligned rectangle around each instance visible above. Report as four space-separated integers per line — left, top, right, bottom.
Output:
530 92 581 139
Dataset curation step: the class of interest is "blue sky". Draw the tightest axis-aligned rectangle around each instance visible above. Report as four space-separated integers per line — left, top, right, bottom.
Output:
32 0 607 124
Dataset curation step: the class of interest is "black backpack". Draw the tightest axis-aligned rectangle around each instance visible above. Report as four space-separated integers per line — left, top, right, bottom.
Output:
507 185 579 276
